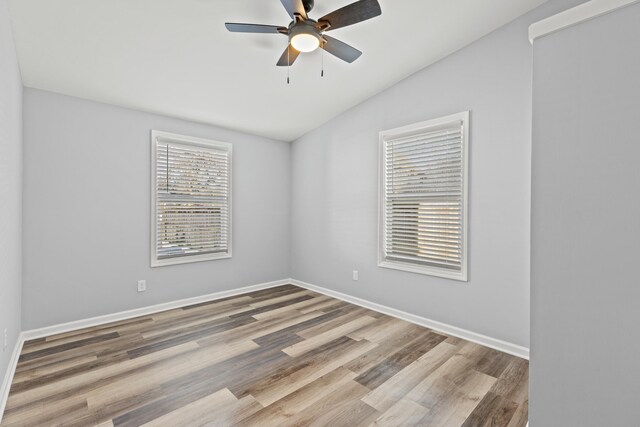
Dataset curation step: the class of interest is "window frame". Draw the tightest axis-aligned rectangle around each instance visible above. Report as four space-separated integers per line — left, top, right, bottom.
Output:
150 130 233 267
378 111 469 281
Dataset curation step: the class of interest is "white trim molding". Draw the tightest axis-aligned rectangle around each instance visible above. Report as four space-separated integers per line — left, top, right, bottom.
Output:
0 333 25 424
529 0 640 43
150 130 233 268
19 276 529 356
2 278 290 423
21 279 289 341
2 277 529 423
290 279 529 360
378 111 470 282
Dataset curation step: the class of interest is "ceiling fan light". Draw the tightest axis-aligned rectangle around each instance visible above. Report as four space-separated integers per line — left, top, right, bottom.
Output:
291 33 320 53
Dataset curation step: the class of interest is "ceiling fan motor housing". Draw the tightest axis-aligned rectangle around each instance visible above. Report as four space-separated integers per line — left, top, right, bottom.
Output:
289 20 322 44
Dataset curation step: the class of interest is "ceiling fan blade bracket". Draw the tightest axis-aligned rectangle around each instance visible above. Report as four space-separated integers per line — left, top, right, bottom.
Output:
316 20 331 31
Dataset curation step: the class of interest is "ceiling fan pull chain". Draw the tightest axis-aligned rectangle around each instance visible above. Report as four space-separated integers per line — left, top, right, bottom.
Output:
287 43 291 84
321 46 324 77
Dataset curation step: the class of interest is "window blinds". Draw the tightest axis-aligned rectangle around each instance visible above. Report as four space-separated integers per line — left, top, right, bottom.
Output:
153 134 231 263
381 114 467 279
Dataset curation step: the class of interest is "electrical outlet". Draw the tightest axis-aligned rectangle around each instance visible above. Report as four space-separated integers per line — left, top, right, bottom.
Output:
137 280 147 293
3 328 7 351
353 270 359 281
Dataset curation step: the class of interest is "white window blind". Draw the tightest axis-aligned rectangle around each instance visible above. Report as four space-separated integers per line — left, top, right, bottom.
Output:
151 131 232 267
379 112 469 281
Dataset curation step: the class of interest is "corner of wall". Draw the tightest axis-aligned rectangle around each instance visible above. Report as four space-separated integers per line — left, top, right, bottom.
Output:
286 139 294 280
0 0 24 418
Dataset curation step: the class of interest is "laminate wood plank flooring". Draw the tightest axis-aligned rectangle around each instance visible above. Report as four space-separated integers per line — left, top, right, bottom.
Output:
1 284 528 426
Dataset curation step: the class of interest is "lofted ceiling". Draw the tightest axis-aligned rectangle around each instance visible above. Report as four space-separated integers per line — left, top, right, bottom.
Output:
8 0 547 141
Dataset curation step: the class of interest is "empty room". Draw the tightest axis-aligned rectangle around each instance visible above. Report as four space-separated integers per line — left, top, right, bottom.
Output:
1 0 638 425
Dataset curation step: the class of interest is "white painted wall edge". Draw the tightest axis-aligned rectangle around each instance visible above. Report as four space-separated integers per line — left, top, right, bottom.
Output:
0 334 25 424
290 279 530 360
529 0 640 43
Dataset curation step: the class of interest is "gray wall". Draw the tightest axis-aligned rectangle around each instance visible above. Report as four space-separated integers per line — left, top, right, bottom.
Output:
22 89 291 329
290 0 584 349
0 0 22 388
530 4 640 426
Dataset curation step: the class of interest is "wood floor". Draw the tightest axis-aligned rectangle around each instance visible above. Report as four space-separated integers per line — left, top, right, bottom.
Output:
1 285 528 427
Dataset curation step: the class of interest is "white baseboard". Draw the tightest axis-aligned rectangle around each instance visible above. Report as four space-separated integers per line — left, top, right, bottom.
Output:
20 276 529 357
2 277 529 423
1 278 291 423
0 332 25 424
21 279 290 341
290 278 530 360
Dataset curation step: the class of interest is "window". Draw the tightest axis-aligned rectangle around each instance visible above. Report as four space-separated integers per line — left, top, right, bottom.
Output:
151 131 232 267
379 112 469 281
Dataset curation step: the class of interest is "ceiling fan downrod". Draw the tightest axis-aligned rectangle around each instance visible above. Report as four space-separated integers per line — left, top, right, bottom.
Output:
302 0 314 13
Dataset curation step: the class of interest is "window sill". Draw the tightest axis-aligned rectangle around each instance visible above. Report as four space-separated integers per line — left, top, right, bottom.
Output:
378 260 468 282
151 252 232 268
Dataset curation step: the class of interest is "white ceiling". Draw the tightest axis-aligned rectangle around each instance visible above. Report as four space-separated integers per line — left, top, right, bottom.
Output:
8 0 546 141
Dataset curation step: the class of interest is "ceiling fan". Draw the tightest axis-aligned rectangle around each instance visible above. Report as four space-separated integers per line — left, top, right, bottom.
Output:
225 0 382 66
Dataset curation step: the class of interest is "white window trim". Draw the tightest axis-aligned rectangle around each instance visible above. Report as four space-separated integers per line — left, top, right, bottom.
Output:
150 130 233 267
378 111 469 281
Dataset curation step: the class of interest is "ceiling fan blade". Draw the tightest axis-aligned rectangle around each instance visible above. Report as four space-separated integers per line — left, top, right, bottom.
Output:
225 23 287 34
280 0 307 20
318 0 381 31
276 45 301 66
321 35 362 63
